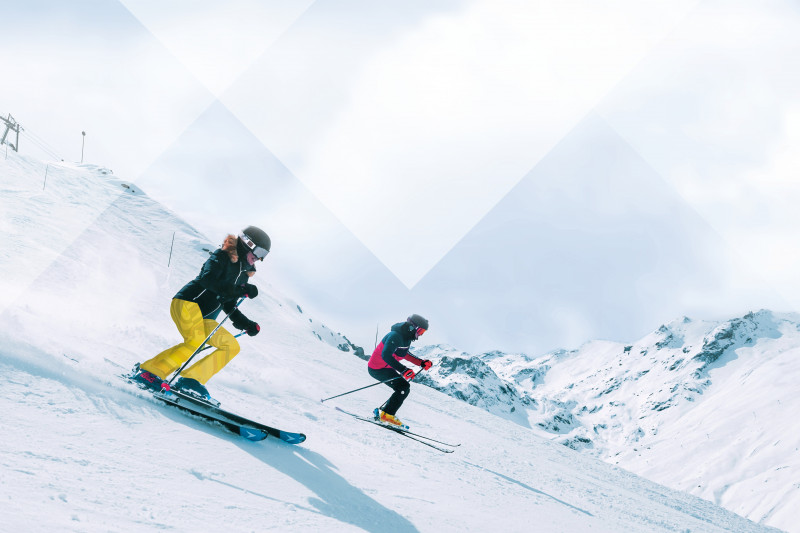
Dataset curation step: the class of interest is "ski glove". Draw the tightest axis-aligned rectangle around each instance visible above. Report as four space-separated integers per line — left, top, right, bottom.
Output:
238 283 258 299
402 368 416 381
421 360 433 371
245 320 260 337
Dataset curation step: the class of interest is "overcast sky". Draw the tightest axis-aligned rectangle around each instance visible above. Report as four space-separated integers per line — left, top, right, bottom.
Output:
3 0 800 355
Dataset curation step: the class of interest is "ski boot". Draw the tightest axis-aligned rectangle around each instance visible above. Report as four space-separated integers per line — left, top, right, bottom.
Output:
174 377 220 407
130 363 169 392
373 408 406 428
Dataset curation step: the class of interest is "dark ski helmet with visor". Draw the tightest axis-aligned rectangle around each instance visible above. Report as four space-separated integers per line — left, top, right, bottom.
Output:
407 314 429 339
240 226 271 260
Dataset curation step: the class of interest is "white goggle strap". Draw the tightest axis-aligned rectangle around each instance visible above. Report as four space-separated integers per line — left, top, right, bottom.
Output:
240 233 269 259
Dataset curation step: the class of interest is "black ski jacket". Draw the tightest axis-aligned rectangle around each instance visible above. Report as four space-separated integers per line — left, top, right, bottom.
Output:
174 248 255 329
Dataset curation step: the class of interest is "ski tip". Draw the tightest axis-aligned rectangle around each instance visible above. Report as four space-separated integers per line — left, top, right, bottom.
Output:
280 432 307 445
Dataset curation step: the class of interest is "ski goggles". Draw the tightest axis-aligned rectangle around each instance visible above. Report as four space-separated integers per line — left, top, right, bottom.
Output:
240 233 269 260
416 327 427 337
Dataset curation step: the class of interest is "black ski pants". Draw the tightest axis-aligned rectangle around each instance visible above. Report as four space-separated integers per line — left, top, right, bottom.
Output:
368 367 410 416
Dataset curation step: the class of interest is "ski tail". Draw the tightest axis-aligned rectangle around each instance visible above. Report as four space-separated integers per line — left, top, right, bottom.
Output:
381 425 456 453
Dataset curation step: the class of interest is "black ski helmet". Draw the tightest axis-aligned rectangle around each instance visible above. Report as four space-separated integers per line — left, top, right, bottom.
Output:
408 314 429 330
240 225 271 259
407 314 429 339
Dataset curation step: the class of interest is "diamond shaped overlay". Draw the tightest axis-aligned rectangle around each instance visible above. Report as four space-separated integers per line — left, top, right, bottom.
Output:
222 1 698 287
118 0 316 97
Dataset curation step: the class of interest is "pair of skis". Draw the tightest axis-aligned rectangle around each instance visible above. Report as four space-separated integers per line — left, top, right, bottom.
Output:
122 372 306 444
334 406 460 453
153 387 306 444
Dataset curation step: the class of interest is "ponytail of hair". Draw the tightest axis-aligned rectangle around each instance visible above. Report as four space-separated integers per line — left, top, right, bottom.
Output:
221 234 239 262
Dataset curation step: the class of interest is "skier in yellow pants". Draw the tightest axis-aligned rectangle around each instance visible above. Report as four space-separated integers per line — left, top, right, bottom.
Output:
133 227 270 401
141 298 241 383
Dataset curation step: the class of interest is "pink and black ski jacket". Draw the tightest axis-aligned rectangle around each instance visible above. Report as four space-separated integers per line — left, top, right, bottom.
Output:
368 322 424 373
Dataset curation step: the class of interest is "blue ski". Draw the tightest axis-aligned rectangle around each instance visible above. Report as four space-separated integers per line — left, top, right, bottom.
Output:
122 373 305 444
154 389 306 444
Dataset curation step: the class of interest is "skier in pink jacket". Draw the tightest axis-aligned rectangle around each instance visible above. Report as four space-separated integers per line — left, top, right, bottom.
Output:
367 314 432 427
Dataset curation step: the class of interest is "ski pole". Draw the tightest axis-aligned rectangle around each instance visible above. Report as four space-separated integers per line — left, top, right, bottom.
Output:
196 331 246 354
320 376 401 403
165 297 246 387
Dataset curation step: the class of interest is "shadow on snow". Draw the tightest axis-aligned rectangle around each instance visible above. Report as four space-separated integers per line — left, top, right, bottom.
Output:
236 441 420 533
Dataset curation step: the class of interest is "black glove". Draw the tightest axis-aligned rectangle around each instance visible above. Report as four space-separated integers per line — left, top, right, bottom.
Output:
237 283 258 299
245 320 260 337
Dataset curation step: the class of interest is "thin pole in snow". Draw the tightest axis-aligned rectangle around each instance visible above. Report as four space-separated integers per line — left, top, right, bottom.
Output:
167 231 175 267
43 165 49 190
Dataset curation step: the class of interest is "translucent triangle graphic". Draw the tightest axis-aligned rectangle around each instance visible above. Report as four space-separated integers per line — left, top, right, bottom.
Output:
221 0 699 287
414 112 791 354
0 159 132 314
118 0 317 97
596 1 800 311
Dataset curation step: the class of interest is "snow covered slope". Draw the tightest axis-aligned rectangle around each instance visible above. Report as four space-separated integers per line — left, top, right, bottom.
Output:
0 152 778 532
415 312 800 531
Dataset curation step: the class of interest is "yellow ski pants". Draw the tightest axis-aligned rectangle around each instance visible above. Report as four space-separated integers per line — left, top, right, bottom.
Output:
139 299 240 384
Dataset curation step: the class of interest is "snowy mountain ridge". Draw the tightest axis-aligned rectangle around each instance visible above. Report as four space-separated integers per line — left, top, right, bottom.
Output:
411 345 534 427
412 309 800 528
